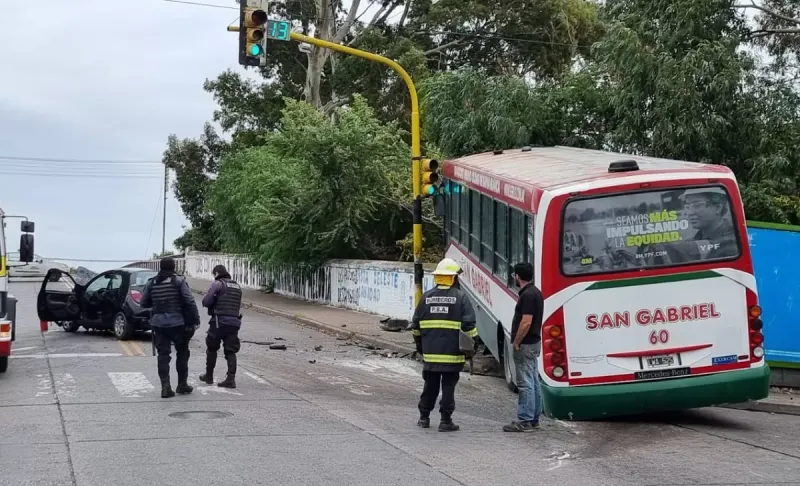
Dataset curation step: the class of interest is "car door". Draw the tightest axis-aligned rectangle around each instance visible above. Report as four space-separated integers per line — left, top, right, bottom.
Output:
82 273 114 321
37 269 80 322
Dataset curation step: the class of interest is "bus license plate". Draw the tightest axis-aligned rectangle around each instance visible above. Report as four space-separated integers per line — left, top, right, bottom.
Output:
646 354 674 368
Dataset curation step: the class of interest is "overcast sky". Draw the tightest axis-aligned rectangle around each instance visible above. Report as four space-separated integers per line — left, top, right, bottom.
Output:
0 0 252 271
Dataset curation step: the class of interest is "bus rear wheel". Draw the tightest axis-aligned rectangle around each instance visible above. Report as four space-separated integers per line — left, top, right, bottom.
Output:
0 356 8 373
503 338 518 394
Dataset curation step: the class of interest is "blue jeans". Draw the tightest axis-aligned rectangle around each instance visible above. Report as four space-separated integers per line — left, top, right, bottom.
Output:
513 343 542 423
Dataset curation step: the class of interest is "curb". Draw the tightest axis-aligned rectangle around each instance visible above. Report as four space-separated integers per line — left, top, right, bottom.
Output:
716 400 800 416
189 287 417 356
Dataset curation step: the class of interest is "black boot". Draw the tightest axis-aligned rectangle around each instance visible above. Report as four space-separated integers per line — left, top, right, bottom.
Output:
199 372 213 385
438 415 459 432
175 376 193 395
161 379 175 399
417 416 430 428
217 374 236 388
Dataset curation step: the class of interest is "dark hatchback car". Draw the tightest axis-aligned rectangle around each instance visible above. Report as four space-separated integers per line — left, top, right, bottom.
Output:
37 267 157 340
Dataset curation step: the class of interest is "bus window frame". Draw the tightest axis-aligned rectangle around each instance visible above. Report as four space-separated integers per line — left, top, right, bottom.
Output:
494 200 509 281
558 183 744 279
480 193 494 270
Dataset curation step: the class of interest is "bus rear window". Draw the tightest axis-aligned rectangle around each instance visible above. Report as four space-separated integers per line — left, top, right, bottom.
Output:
561 185 741 275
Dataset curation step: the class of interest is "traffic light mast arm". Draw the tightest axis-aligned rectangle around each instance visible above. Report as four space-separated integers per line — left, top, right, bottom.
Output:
288 31 424 306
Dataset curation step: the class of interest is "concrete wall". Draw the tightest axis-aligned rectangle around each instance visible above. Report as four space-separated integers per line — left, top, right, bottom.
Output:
177 252 436 320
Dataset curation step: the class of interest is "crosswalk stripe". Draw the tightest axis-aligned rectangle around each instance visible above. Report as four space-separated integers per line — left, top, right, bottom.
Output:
108 372 155 397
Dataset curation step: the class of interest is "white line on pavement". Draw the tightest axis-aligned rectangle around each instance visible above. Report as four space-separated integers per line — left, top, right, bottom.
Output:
108 372 155 398
10 353 123 359
55 373 76 398
243 371 269 385
11 346 38 353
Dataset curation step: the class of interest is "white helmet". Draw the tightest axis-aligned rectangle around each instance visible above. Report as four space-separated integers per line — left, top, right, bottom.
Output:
432 258 462 276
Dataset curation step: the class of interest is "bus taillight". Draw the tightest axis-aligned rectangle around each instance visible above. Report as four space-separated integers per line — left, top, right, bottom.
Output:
747 298 764 362
543 310 568 381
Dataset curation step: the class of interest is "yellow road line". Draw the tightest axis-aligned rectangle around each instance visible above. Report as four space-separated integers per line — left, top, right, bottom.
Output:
119 341 133 357
129 341 145 357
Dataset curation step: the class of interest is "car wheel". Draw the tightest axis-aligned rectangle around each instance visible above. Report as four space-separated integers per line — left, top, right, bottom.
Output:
62 321 80 333
504 338 519 394
113 312 134 341
0 356 8 373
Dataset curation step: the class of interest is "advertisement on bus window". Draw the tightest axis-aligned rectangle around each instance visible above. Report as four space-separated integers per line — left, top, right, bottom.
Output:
561 186 741 275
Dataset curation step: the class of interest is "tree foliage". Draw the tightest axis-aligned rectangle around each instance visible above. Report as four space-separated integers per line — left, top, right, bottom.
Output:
209 96 420 264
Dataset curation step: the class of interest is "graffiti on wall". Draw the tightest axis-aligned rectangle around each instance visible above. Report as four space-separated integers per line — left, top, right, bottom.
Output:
331 265 427 318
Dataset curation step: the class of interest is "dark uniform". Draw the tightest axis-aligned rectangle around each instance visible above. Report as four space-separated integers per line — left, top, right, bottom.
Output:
141 266 200 398
200 277 243 388
409 284 477 431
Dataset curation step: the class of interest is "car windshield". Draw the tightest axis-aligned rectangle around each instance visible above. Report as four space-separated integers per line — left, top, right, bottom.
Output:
561 185 741 275
131 271 157 288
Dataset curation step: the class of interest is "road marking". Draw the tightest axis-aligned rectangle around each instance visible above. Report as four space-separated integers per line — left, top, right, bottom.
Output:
243 371 269 385
11 346 38 353
119 341 145 357
188 379 243 396
35 374 51 397
108 372 155 398
11 353 123 359
55 373 76 398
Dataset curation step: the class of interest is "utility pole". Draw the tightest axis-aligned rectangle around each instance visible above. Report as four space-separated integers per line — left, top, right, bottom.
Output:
162 164 167 255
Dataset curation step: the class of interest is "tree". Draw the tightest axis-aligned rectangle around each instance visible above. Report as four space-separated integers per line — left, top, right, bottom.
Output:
162 123 227 251
209 96 420 264
734 0 800 72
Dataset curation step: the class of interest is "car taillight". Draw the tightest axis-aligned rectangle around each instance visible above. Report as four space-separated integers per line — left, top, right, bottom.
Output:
747 294 764 362
543 309 568 381
0 321 11 341
130 290 142 303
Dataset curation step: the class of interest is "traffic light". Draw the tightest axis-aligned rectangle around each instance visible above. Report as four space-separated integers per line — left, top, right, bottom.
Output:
422 158 440 197
238 0 268 66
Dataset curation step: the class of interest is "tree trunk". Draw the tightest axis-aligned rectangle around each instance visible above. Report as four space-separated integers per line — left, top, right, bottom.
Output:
305 47 326 108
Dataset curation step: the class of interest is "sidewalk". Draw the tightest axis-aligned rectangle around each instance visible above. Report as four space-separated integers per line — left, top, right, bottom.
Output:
718 388 800 416
185 277 417 355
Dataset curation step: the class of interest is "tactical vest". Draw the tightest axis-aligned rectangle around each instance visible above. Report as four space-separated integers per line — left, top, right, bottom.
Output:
150 276 183 315
413 286 476 372
214 279 242 317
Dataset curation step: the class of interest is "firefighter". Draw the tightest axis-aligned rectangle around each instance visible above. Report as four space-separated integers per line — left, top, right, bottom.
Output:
199 265 243 388
409 258 478 432
141 257 200 398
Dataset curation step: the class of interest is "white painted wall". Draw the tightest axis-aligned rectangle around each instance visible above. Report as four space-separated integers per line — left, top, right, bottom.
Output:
176 252 436 320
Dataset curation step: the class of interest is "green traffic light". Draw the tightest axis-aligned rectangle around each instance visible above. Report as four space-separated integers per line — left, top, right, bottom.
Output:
424 185 436 195
250 44 263 56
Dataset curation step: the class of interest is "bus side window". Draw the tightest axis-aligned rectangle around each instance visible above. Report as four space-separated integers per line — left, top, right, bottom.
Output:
527 214 535 267
449 181 460 243
460 187 469 244
494 201 509 281
470 190 481 257
480 194 494 269
509 208 526 288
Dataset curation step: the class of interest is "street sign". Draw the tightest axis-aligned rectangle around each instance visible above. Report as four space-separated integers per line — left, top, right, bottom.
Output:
266 20 291 41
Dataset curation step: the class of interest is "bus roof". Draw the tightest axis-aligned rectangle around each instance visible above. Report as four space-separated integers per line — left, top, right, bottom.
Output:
445 146 732 191
443 146 734 212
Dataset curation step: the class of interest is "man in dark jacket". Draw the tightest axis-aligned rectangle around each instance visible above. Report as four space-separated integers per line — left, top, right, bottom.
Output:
141 257 200 398
199 265 242 389
409 258 477 432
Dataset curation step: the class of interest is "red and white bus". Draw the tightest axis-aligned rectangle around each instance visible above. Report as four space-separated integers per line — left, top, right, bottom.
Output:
440 146 770 420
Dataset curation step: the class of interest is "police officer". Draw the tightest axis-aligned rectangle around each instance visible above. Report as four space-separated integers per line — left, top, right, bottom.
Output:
199 265 243 388
409 258 477 432
141 257 200 398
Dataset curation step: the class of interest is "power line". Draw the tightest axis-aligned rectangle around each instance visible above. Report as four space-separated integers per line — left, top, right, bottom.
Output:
41 258 145 263
0 155 162 164
0 171 162 179
162 0 594 48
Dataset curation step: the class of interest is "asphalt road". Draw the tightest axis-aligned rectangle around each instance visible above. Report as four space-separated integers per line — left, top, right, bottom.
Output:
2 280 800 486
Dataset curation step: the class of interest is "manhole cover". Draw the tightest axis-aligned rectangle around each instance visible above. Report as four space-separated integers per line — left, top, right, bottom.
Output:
168 411 233 420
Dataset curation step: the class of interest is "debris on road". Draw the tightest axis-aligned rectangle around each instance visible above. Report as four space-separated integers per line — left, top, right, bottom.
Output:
269 344 287 350
314 345 323 351
242 340 275 346
309 359 316 364
274 337 285 341
379 317 409 332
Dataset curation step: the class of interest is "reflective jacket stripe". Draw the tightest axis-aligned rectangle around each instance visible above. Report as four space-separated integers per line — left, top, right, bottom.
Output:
423 353 465 364
465 328 478 337
410 329 420 336
419 320 461 330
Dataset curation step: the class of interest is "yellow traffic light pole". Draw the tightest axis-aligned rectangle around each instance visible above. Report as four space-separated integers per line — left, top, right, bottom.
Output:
288 32 425 306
